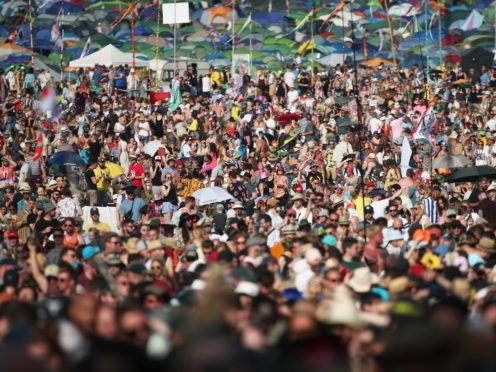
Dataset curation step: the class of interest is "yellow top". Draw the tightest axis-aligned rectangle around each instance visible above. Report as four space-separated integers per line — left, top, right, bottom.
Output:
94 166 110 190
84 222 111 232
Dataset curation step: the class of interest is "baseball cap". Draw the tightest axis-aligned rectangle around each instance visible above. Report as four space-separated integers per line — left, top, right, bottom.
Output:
82 246 100 260
90 207 99 215
364 205 374 214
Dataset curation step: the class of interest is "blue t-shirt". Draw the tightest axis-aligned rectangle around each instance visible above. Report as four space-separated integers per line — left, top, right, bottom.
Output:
114 70 126 88
119 197 145 222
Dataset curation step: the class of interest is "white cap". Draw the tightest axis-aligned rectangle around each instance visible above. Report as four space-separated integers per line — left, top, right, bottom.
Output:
234 281 259 297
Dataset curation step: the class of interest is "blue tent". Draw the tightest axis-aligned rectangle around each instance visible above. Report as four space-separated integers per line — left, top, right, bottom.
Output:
0 25 9 38
0 55 31 66
134 26 154 36
252 11 286 28
401 54 427 68
42 1 84 15
139 7 155 21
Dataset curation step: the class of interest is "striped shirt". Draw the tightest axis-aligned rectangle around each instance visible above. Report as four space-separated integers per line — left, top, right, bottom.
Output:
25 155 42 177
423 197 438 224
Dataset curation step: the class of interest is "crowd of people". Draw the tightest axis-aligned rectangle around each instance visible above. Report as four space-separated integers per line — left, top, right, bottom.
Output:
0 59 495 371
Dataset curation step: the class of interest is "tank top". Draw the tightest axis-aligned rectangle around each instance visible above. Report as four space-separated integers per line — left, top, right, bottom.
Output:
64 231 79 248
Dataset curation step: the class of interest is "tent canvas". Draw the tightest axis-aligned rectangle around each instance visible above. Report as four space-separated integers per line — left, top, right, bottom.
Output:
69 44 148 67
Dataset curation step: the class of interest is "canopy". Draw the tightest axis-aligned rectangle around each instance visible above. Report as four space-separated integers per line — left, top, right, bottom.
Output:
360 58 395 68
69 44 148 68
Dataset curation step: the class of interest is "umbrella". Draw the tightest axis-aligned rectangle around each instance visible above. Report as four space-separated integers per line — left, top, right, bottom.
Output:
46 151 85 167
143 140 165 157
446 166 496 183
334 96 354 105
193 186 234 206
432 155 471 169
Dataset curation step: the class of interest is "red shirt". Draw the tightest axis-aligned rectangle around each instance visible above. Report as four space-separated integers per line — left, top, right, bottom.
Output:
129 163 144 188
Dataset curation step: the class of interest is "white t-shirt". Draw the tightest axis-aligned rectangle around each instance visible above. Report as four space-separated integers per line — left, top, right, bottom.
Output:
288 89 299 106
180 142 192 158
369 118 381 134
202 76 211 93
284 71 296 88
371 199 390 219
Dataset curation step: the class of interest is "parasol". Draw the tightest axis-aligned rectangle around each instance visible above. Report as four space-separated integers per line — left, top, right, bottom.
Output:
446 166 496 183
193 186 234 206
432 155 471 169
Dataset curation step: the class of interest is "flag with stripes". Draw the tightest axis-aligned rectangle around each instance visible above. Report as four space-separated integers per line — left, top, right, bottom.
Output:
412 106 436 141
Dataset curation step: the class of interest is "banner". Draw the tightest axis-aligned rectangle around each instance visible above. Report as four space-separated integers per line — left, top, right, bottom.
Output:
233 54 251 74
412 106 436 141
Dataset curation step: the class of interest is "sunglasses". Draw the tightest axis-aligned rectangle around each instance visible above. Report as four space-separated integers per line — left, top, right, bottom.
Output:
64 224 74 227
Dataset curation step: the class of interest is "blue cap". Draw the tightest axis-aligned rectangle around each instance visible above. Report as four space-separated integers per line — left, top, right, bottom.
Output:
281 288 303 301
322 235 337 247
82 246 100 260
434 244 451 257
468 253 486 267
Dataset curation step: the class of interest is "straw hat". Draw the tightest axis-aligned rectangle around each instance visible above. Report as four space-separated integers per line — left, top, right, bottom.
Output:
475 237 496 253
347 267 379 293
291 193 304 201
147 240 163 253
316 285 364 327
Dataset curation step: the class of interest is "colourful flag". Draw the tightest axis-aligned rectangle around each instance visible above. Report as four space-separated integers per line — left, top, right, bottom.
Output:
168 79 182 111
297 38 315 55
319 1 346 31
33 131 44 161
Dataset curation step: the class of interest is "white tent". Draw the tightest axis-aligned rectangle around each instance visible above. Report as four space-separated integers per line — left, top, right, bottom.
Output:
69 44 148 68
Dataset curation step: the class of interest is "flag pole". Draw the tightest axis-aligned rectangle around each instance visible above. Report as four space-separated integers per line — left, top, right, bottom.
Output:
60 0 65 80
424 0 429 75
173 0 177 76
29 0 34 65
132 0 136 71
231 0 235 76
438 8 442 70
383 0 396 64
311 0 314 67
341 5 345 65
155 0 161 90
249 15 252 76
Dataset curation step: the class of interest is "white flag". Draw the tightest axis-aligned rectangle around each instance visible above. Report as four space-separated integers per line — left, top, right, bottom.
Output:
237 13 252 35
80 37 91 59
400 136 412 177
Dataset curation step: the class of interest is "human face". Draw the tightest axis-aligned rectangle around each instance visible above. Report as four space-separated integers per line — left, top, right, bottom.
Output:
116 274 130 295
120 310 149 346
235 237 246 250
62 249 77 264
57 272 72 294
63 220 75 234
151 262 163 278
388 206 398 217
148 229 159 241
108 237 122 252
